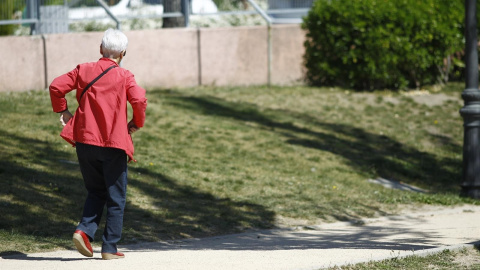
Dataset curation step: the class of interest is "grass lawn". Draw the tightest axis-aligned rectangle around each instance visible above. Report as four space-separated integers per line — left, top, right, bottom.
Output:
0 83 478 255
328 247 480 270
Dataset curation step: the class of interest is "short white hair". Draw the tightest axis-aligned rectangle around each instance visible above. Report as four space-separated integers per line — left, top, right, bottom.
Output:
101 28 128 58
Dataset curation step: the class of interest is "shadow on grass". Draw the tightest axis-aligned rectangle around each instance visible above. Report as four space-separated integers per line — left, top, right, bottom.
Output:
0 129 84 251
125 167 275 242
159 90 461 193
0 129 275 253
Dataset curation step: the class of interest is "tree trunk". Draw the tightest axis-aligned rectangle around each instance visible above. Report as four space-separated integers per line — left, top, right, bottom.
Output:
163 0 184 28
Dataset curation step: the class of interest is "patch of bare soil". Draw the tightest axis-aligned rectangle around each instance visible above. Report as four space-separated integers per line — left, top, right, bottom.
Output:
453 247 480 268
401 90 460 107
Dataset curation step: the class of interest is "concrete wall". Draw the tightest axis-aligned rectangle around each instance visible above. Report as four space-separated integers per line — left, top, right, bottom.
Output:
0 25 305 92
200 26 268 86
126 29 200 89
272 24 305 85
0 35 46 92
44 32 102 86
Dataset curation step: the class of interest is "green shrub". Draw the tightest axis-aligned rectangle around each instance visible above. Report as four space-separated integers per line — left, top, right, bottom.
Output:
302 0 464 90
0 0 21 36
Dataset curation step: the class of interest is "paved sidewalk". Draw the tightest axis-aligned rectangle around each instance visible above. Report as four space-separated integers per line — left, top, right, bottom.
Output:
1 205 479 270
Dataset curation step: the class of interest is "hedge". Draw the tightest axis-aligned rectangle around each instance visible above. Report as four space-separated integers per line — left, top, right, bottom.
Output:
302 0 464 90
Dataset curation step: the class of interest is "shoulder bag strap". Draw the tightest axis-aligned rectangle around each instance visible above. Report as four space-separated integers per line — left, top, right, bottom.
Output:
79 65 118 101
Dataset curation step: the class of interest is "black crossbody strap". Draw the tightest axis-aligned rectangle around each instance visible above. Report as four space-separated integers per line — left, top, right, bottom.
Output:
79 65 117 101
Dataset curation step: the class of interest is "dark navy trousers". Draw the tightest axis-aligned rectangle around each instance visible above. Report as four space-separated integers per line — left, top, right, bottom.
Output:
75 142 128 253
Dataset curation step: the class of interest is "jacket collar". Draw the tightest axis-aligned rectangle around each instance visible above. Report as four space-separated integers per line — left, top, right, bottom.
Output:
99 57 119 66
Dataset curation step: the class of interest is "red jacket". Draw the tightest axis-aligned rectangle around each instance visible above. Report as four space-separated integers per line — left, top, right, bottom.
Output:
49 58 147 161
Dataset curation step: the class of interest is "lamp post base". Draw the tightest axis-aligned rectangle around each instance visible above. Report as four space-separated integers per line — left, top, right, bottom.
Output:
460 89 480 200
460 186 480 199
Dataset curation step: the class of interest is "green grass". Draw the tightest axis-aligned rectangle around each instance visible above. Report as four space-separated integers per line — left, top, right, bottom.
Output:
0 83 478 255
328 247 480 270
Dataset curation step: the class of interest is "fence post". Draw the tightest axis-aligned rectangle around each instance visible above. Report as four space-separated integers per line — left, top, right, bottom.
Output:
182 0 190 27
27 0 39 34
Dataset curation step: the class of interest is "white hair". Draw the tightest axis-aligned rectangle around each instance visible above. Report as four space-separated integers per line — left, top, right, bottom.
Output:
101 28 128 58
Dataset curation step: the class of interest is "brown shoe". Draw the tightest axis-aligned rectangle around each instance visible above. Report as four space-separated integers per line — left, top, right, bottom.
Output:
72 230 93 257
101 252 125 260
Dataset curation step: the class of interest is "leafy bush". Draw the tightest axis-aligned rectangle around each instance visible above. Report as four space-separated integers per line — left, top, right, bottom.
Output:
67 0 122 7
213 0 248 10
0 0 22 36
302 0 464 90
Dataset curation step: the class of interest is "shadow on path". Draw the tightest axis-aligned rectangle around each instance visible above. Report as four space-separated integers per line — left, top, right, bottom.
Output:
124 214 447 252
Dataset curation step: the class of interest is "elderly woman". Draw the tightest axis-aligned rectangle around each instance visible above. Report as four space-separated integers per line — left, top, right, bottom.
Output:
49 28 147 260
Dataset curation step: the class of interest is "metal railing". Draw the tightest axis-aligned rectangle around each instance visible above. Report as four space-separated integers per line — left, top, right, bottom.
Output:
0 0 313 35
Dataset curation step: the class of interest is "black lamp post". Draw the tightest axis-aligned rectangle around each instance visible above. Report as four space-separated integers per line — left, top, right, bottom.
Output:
460 0 480 199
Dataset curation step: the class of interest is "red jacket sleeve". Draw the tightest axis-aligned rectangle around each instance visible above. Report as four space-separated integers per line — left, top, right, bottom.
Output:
126 72 147 128
49 66 79 113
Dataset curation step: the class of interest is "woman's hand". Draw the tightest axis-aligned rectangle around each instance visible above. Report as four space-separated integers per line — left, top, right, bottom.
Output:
60 110 73 126
128 120 139 134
